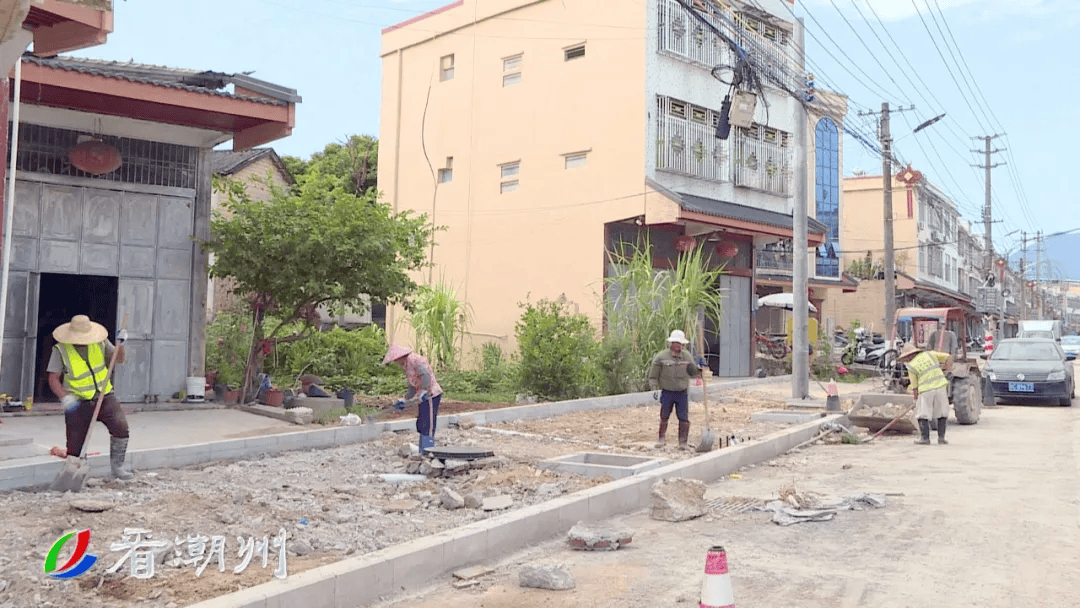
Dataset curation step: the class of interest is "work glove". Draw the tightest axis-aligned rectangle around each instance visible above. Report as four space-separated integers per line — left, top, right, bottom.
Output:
61 394 79 413
116 329 128 344
652 390 660 401
392 399 406 411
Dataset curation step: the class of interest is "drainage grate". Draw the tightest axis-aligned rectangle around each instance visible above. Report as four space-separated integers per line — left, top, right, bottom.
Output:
707 497 762 515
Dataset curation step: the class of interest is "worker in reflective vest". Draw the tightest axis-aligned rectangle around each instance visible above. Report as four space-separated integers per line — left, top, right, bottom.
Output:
47 315 133 481
897 342 953 446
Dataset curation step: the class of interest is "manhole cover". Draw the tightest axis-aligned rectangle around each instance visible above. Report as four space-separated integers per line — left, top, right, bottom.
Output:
706 497 761 515
426 446 495 460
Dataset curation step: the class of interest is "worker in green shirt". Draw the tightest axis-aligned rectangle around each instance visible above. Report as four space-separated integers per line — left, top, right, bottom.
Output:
647 330 702 450
897 342 954 445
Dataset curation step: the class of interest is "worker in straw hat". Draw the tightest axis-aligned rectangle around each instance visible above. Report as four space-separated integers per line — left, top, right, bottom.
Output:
382 344 443 454
897 341 953 446
647 329 702 450
47 315 133 480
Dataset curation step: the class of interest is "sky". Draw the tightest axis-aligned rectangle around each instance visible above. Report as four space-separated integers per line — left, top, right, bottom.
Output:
69 0 1077 265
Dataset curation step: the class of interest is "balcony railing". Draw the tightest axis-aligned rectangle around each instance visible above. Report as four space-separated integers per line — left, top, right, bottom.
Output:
758 250 793 272
732 132 792 195
656 98 729 182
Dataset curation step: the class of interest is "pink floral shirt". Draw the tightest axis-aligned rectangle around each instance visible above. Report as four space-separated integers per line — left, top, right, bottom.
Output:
403 352 442 399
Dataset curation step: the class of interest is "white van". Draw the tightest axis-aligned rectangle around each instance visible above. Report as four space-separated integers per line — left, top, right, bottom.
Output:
1017 319 1062 342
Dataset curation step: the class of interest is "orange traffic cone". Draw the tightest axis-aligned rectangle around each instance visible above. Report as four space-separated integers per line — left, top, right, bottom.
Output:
699 545 735 608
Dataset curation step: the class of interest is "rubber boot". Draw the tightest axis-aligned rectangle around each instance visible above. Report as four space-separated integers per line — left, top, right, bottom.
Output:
110 437 134 481
655 419 668 448
936 417 948 445
914 419 931 445
678 420 690 450
419 434 435 454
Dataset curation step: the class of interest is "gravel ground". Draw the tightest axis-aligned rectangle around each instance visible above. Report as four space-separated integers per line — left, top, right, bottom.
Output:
0 390 792 608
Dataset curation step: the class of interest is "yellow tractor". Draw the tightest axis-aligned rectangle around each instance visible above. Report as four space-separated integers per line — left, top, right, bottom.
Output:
884 307 983 425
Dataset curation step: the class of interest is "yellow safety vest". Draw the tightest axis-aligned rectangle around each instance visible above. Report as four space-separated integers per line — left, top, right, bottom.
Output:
57 342 113 400
907 351 948 392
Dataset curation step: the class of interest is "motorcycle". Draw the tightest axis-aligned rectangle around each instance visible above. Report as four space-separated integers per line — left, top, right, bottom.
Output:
842 327 901 367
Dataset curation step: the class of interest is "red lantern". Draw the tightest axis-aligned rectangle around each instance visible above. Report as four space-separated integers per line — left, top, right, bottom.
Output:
69 138 122 175
675 235 697 253
716 241 739 258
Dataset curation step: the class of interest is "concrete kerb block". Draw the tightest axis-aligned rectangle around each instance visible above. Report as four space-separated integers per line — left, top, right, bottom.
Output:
262 565 338 608
334 553 393 607
390 536 447 594
440 523 491 575
590 476 653 518
171 442 214 468
185 584 271 608
129 447 170 471
209 438 249 462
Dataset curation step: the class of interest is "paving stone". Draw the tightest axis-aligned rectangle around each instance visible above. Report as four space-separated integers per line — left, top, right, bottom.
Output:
567 521 635 551
453 565 494 580
650 477 707 522
518 563 575 590
481 495 513 511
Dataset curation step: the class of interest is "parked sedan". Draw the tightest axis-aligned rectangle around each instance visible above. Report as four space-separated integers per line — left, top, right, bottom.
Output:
984 338 1075 406
1062 336 1080 357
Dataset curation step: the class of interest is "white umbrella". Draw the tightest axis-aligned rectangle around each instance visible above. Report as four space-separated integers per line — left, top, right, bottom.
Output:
757 293 818 313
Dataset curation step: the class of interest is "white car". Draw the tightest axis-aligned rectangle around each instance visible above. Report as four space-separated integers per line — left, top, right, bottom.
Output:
1062 336 1080 357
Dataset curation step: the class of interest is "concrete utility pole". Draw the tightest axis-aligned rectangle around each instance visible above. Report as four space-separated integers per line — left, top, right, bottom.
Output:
1036 230 1042 320
972 135 1005 278
1021 231 1027 319
791 22 809 400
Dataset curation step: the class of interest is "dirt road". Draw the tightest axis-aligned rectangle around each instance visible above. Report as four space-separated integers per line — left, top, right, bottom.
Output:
377 401 1080 607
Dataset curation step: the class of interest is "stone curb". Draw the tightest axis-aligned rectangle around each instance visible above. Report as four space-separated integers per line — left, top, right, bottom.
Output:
0 373 794 492
187 413 844 608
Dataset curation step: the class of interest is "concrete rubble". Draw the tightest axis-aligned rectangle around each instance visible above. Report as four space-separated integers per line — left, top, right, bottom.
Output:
650 478 707 522
567 521 635 551
518 562 576 590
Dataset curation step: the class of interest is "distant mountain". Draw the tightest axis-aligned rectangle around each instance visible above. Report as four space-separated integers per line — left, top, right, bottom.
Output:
1008 233 1080 281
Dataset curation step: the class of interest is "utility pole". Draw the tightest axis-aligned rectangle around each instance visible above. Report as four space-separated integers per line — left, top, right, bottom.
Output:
791 21 809 400
1036 230 1042 320
972 134 1005 338
858 103 913 341
1020 231 1027 319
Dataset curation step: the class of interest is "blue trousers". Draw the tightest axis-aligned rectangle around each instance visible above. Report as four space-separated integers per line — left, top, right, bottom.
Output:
660 389 689 422
416 393 442 437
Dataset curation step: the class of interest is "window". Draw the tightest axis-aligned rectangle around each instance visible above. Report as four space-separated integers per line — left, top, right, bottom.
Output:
656 95 729 182
438 157 453 184
502 53 522 87
814 118 840 278
564 44 585 61
500 161 519 193
564 151 587 169
440 54 455 81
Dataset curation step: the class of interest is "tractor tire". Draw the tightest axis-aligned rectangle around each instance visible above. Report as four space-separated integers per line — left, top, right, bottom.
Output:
951 375 981 425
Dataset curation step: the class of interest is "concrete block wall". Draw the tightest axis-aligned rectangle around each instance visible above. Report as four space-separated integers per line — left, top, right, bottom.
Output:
189 413 843 608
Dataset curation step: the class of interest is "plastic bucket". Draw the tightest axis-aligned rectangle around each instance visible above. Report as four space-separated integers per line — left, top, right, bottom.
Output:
185 376 206 402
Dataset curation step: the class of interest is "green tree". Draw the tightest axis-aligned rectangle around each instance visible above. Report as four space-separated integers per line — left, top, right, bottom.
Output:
203 168 431 397
284 135 378 196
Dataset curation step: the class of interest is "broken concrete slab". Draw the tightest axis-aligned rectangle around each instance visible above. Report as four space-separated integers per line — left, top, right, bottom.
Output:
441 488 465 510
384 499 421 513
519 563 575 590
453 565 495 580
651 478 707 522
567 521 634 551
481 495 513 511
464 493 483 509
69 499 115 513
453 580 480 590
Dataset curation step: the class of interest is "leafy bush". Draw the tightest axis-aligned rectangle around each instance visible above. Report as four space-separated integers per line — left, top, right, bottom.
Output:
206 312 254 387
264 325 404 394
515 298 598 400
594 334 640 396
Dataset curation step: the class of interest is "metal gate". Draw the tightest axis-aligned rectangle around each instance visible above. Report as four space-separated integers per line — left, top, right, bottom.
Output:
714 275 751 377
1 173 195 402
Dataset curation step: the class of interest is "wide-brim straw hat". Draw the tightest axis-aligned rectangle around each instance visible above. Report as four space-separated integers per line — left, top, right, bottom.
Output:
897 342 923 362
53 315 108 345
666 329 690 344
381 344 413 365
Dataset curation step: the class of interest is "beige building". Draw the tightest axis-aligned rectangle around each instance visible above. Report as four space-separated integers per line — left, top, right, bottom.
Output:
379 0 848 376
208 148 294 320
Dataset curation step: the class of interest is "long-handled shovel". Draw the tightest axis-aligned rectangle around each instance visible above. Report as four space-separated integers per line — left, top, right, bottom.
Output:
51 313 128 493
696 323 716 453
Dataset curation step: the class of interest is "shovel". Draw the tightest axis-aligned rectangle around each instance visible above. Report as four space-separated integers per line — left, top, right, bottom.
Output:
696 323 716 453
51 313 128 493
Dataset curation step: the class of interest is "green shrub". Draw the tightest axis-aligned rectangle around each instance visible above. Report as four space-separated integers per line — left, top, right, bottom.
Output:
206 312 254 387
515 298 598 400
265 325 404 394
594 334 640 396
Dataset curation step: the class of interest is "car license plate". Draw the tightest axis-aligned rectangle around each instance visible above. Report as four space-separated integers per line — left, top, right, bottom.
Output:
1008 382 1034 393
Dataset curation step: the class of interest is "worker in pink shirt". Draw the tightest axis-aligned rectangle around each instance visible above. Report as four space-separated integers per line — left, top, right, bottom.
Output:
383 344 443 453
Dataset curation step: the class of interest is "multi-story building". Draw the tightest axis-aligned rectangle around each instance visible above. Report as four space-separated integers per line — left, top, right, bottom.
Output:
830 168 975 333
379 0 848 376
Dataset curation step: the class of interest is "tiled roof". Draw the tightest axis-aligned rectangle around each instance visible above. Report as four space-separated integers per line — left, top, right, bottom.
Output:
212 148 294 184
23 56 299 106
678 191 829 234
